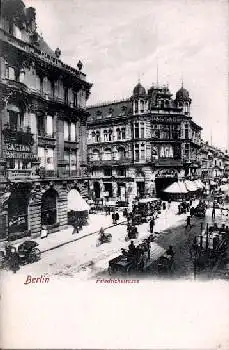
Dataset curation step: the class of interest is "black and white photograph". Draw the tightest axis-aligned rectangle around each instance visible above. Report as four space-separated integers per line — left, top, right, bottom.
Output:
0 0 229 349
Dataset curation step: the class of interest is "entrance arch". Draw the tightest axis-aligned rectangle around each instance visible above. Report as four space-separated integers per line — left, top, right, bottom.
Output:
8 186 30 234
41 188 58 225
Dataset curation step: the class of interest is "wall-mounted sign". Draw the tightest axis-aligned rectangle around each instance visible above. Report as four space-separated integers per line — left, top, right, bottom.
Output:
4 143 36 159
5 144 32 152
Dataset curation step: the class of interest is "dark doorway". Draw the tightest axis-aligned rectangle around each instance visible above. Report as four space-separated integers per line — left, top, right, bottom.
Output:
93 182 100 198
104 183 113 198
41 188 58 225
155 177 177 199
137 182 145 198
8 185 30 234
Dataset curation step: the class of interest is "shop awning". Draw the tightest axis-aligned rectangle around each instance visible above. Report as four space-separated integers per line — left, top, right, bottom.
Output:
184 180 198 192
68 189 90 212
194 179 205 189
164 181 188 194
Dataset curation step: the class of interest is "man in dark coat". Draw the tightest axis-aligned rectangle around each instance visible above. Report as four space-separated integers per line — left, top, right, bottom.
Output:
9 250 20 273
112 212 116 224
150 217 155 233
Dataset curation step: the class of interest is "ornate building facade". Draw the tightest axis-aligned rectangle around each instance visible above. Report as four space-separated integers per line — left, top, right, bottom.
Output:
199 142 229 180
0 0 92 241
87 82 202 203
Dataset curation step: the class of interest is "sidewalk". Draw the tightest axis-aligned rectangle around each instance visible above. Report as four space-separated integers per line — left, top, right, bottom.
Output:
2 213 126 254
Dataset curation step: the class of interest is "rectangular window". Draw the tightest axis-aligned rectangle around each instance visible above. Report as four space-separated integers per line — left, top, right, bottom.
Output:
37 116 45 136
70 123 76 141
104 168 112 177
73 93 77 107
46 148 54 170
140 123 145 138
134 123 139 139
185 124 189 139
140 144 145 160
116 129 121 140
116 168 126 177
64 87 68 104
70 152 77 170
46 115 53 137
64 121 69 141
9 111 19 131
64 150 70 170
121 128 126 139
135 144 140 162
38 147 46 167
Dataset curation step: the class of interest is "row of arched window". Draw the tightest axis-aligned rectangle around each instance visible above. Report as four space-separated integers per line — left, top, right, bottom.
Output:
90 147 126 161
90 127 126 143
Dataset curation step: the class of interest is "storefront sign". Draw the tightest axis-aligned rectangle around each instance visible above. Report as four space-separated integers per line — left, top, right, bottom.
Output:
4 143 36 159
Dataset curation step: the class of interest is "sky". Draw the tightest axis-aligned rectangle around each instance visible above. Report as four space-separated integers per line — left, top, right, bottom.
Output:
24 0 229 150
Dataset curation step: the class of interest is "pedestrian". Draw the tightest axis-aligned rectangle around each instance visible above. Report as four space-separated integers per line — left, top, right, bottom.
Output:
9 249 20 273
150 217 155 233
115 212 119 222
112 212 116 224
186 215 191 230
123 208 128 218
72 217 80 234
212 207 216 220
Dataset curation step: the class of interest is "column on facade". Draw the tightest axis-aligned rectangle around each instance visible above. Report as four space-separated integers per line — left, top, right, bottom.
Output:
28 196 42 237
56 185 68 230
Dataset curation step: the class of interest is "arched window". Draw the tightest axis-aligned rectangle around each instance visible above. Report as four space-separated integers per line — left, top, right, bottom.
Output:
117 147 126 160
91 131 96 142
103 148 112 161
103 129 108 141
134 100 138 113
108 129 113 141
92 149 100 161
41 188 58 226
95 131 100 142
116 128 121 140
140 100 144 113
7 104 24 131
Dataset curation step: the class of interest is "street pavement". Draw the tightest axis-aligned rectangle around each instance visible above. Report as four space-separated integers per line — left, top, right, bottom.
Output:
1 201 228 281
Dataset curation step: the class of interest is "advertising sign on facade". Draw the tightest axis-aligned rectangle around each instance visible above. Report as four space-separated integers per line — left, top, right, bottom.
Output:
4 143 36 159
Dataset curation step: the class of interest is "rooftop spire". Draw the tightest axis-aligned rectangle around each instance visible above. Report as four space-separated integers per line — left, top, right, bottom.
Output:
156 59 159 87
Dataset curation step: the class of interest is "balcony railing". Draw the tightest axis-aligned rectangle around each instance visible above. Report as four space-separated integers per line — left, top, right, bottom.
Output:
2 125 34 146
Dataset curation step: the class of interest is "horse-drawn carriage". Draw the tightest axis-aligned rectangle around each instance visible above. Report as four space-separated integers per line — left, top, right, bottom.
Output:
108 239 175 276
178 201 190 214
132 198 161 224
191 204 206 218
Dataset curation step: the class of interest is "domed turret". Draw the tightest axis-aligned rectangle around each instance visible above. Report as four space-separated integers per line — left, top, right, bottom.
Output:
133 82 146 97
176 86 190 101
